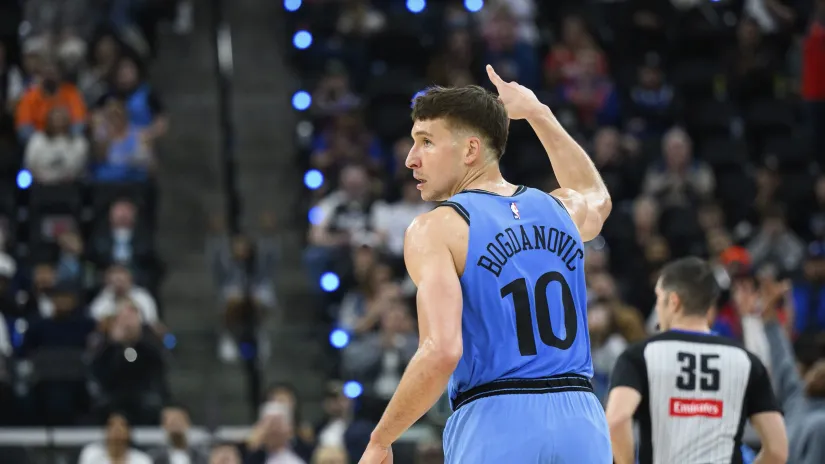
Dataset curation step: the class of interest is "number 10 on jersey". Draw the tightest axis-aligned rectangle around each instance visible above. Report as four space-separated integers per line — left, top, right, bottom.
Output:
500 271 578 356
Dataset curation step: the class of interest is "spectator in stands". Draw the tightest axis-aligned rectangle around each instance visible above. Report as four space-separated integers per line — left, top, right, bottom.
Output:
478 0 538 45
306 164 374 283
759 294 825 464
0 309 11 425
19 282 94 425
370 177 432 259
0 252 17 317
311 113 383 175
306 381 352 453
336 0 386 38
791 241 825 335
266 382 315 461
209 231 277 362
642 127 715 209
91 97 155 182
23 106 89 184
338 264 398 335
91 300 168 425
725 16 780 104
90 264 159 328
807 176 825 240
744 0 798 34
312 61 361 117
803 0 825 164
342 302 416 410
427 29 477 88
591 127 631 201
544 15 607 89
210 443 242 464
627 56 678 138
747 204 805 275
149 406 209 464
481 4 539 90
245 401 307 464
90 199 157 287
558 48 620 130
19 282 94 356
79 32 123 105
20 262 57 319
588 300 628 403
78 411 153 464
15 58 86 142
311 446 348 464
100 55 168 140
55 230 91 289
20 36 47 89
0 41 24 114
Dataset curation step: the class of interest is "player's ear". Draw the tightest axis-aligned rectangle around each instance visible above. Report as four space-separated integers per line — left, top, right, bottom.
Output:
464 136 481 165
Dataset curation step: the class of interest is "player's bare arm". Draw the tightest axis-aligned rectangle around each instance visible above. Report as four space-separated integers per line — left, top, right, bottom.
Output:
486 65 611 241
605 386 642 464
360 207 465 463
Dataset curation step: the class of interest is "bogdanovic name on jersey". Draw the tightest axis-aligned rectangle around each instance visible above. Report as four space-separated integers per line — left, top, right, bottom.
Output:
476 224 585 277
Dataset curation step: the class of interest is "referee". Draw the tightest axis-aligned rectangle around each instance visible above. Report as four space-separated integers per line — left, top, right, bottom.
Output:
605 257 788 464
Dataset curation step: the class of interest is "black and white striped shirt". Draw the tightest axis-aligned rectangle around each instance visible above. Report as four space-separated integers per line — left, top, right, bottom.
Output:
610 330 780 464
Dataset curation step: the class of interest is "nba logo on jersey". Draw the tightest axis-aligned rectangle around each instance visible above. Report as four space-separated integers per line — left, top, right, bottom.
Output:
510 202 520 219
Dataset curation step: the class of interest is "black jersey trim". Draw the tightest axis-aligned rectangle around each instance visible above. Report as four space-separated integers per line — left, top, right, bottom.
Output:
451 373 594 411
438 201 470 225
459 185 527 197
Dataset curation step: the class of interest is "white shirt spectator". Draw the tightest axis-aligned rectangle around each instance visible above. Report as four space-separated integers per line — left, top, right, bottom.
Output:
78 443 153 464
90 286 158 324
370 200 432 256
266 449 306 464
24 132 89 184
0 314 11 358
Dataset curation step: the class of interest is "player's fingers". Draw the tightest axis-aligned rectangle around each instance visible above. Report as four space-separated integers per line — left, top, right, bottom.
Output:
486 64 503 87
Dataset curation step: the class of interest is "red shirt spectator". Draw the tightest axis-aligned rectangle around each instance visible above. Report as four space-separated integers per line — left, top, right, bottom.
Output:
802 21 825 101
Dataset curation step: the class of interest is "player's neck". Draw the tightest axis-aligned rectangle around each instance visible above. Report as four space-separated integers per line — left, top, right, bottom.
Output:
668 317 711 334
455 164 515 196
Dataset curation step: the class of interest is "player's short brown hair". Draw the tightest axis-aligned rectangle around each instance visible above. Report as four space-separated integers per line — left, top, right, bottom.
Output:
659 257 720 317
411 85 509 160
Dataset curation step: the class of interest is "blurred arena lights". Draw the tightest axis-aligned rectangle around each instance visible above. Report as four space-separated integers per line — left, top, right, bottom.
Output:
343 381 364 399
464 0 484 12
293 30 312 49
283 0 302 12
308 206 324 225
329 329 351 349
320 272 340 292
16 170 32 189
406 0 426 13
292 91 312 111
303 169 324 189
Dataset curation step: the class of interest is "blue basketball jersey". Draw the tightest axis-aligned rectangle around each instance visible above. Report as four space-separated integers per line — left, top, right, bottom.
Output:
441 186 593 401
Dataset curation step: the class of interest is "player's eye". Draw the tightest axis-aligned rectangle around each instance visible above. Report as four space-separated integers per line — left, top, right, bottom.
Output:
423 139 433 147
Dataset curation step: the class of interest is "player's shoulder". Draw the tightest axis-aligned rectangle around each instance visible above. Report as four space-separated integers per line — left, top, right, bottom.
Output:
406 205 468 242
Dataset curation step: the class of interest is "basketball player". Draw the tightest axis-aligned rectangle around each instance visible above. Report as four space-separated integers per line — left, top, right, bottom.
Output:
606 257 788 464
358 65 613 464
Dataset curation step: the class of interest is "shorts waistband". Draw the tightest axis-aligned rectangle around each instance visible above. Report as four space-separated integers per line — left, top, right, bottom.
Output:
450 373 594 412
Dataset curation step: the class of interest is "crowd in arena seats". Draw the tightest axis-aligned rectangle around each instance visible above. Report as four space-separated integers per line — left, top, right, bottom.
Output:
0 0 179 430
288 0 825 461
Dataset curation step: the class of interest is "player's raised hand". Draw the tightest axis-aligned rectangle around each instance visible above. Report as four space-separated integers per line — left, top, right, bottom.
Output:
486 64 543 120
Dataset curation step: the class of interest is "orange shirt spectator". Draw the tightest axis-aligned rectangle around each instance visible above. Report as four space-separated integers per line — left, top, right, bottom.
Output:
16 80 87 141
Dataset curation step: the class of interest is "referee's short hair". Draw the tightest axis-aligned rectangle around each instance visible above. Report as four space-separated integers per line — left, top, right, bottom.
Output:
659 257 720 317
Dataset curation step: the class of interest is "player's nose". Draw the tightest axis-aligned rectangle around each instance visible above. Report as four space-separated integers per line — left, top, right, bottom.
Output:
405 151 419 169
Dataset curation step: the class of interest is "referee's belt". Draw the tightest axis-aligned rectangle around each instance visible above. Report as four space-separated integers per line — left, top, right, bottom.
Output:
450 373 594 412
